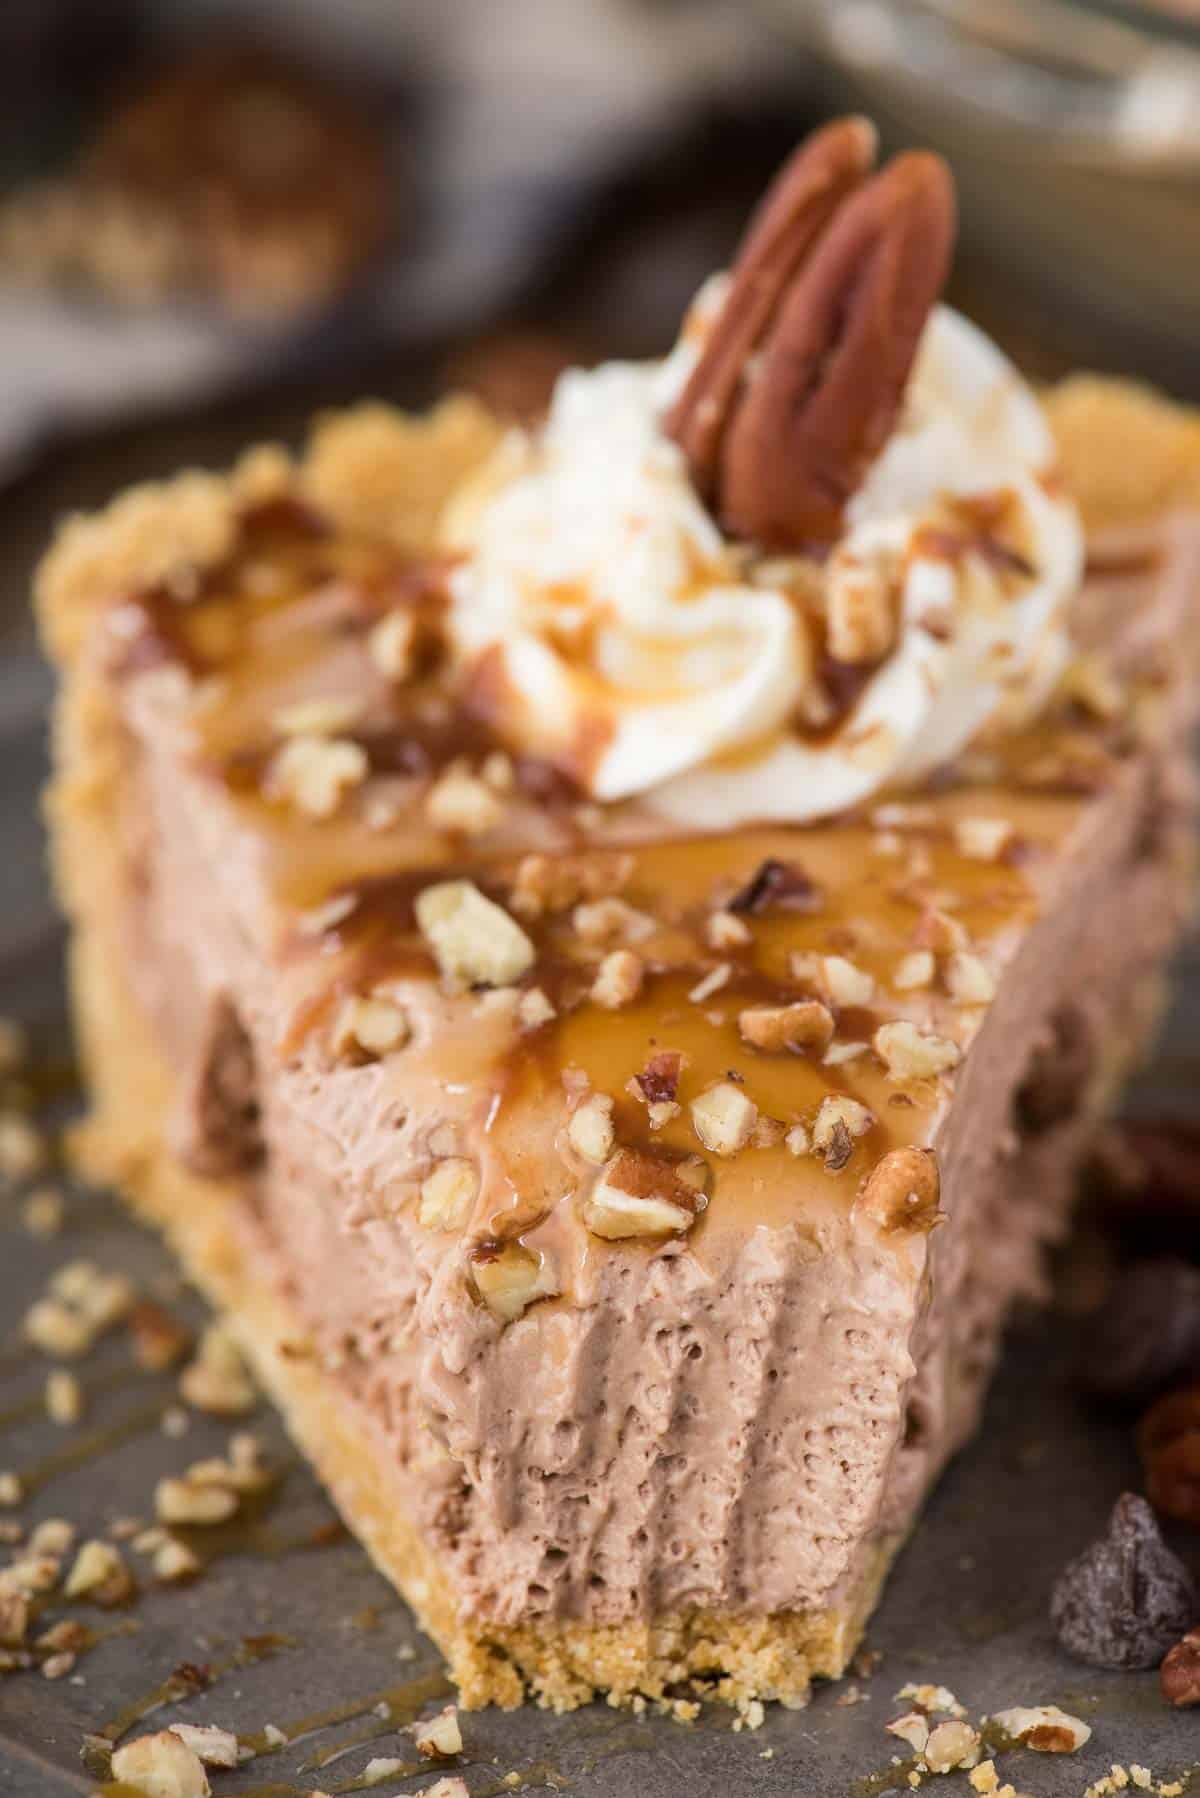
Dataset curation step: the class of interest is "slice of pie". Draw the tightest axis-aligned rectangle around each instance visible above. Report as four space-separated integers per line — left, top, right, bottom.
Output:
36 120 1200 1713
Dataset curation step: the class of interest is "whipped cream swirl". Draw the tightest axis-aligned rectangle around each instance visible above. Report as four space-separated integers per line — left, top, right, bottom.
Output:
445 283 1084 827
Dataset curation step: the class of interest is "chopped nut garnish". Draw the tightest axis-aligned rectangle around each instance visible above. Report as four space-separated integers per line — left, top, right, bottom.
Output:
419 1159 479 1231
368 608 418 681
874 1020 961 1080
887 1712 930 1753
112 1729 212 1798
127 1301 192 1372
923 1720 981 1772
156 1476 238 1527
414 1705 463 1758
785 1124 811 1157
426 763 505 836
691 1081 758 1156
468 1241 558 1323
582 1150 701 1240
25 1261 134 1357
954 816 1013 862
913 906 968 953
591 949 644 1010
819 955 875 1008
946 951 996 1006
706 909 752 951
154 1538 201 1583
827 547 896 663
0 1473 22 1507
21 1187 63 1237
45 1370 83 1426
179 1323 256 1415
169 1724 239 1769
856 1147 941 1235
0 1114 46 1180
0 1593 28 1645
64 1539 133 1604
267 734 368 819
331 992 411 1061
823 1040 868 1067
894 951 934 991
416 880 536 989
573 897 654 945
688 963 731 1004
991 1704 1091 1753
739 999 834 1055
29 1519 73 1557
812 1096 874 1168
510 852 633 919
273 695 365 737
517 987 555 1030
567 1095 615 1167
729 858 818 916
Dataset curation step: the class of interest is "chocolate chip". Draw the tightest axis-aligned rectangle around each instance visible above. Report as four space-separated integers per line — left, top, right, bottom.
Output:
1050 1492 1197 1670
1161 1628 1200 1707
728 858 819 917
1078 1259 1200 1404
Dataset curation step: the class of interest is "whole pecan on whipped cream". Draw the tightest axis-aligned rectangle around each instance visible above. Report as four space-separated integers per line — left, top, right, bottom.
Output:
665 117 957 550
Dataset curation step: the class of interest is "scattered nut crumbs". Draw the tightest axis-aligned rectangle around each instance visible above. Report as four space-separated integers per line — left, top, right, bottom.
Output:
894 951 935 991
368 607 417 680
45 1369 83 1426
0 1114 46 1180
818 954 875 1008
707 909 751 950
582 1150 700 1240
469 1241 558 1322
990 1703 1091 1753
331 992 410 1060
266 732 368 819
21 1187 64 1237
414 1703 463 1757
874 1020 961 1080
567 1094 615 1167
426 762 505 835
169 1722 239 1767
416 879 536 988
954 817 1013 861
112 1728 211 1797
592 949 644 1009
179 1323 256 1415
690 1081 758 1157
419 1158 479 1231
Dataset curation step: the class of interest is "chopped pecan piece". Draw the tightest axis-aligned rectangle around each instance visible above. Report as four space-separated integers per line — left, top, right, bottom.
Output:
728 857 819 916
666 117 877 508
855 1147 940 1233
668 120 954 549
582 1150 701 1241
1161 1628 1200 1707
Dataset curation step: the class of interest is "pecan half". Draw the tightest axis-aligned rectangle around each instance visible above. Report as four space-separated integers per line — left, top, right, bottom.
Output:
665 116 877 503
666 122 956 551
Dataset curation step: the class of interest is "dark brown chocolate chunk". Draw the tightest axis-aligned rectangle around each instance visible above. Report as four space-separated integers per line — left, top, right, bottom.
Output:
1161 1628 1200 1706
1078 1259 1200 1404
728 858 819 917
1050 1492 1197 1670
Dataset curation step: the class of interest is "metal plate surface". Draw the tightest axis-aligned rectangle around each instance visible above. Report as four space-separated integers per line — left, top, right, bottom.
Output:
0 392 1198 1798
